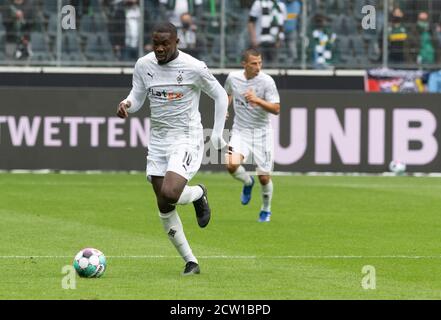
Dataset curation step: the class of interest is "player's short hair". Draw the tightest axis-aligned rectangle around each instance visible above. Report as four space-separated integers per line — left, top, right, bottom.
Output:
242 48 262 62
152 22 178 38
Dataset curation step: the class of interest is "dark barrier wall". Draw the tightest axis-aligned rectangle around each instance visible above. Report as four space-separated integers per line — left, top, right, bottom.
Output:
273 92 440 173
0 87 440 172
0 73 365 90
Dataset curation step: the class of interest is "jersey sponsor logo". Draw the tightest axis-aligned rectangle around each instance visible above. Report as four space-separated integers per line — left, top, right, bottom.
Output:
148 88 184 101
235 97 258 109
235 98 247 108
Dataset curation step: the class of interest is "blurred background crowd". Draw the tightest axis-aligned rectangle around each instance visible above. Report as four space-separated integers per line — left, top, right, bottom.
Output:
0 0 441 69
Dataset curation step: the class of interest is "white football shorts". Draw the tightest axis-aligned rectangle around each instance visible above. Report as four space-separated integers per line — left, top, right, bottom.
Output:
229 128 274 175
146 129 204 181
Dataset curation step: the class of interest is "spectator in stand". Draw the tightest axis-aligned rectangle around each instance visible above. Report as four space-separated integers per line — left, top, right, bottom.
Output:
109 0 152 61
248 0 286 65
415 11 435 65
102 0 122 16
310 13 336 69
158 0 203 28
103 0 119 24
177 12 205 59
2 0 34 60
428 70 441 93
388 7 408 64
70 0 93 19
240 0 255 8
282 0 301 63
435 18 441 57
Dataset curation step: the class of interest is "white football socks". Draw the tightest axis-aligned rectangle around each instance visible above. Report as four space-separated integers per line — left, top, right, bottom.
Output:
232 166 253 186
159 209 198 264
176 186 203 205
261 180 273 212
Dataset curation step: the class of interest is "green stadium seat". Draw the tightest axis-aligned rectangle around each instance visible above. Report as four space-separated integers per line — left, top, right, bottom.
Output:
30 32 54 62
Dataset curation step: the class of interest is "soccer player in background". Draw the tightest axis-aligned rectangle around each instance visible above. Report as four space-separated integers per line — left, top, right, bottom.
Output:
117 22 228 275
224 49 280 223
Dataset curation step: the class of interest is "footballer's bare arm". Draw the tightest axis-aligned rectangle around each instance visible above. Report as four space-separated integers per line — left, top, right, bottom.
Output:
117 100 131 119
243 90 280 115
228 95 233 106
226 95 234 120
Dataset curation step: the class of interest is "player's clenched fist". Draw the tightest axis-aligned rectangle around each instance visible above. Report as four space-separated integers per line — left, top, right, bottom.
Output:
244 89 259 107
117 100 131 119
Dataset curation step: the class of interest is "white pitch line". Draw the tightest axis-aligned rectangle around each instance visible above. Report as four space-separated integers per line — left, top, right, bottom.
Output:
1 255 441 260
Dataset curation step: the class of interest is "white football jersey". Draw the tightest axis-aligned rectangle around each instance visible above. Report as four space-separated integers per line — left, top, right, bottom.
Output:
224 71 280 130
127 51 223 135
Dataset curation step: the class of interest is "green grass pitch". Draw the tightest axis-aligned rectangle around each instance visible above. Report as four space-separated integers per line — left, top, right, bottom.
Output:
1 172 441 300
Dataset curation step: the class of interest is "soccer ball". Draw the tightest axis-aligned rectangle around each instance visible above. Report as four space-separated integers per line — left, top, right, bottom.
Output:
73 248 106 278
389 160 406 175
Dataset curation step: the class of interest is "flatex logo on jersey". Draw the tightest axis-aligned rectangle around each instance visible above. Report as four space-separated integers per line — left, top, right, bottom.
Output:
234 97 249 109
148 87 184 102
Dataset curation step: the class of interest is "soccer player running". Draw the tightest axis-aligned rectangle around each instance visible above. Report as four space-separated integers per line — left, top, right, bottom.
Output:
117 22 228 275
224 49 280 223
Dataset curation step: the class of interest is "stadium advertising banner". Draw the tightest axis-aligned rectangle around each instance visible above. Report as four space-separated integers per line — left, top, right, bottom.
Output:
0 88 440 173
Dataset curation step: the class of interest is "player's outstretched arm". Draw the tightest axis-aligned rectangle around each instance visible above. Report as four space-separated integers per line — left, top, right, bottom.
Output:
212 87 229 149
225 95 234 120
208 82 229 150
199 64 229 150
117 59 148 118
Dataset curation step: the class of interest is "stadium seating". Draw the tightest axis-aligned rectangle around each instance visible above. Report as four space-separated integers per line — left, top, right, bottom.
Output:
41 1 59 17
30 31 53 62
0 0 439 68
79 14 96 38
47 14 59 40
62 31 85 61
84 33 115 62
0 31 5 61
0 12 3 29
0 11 7 61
